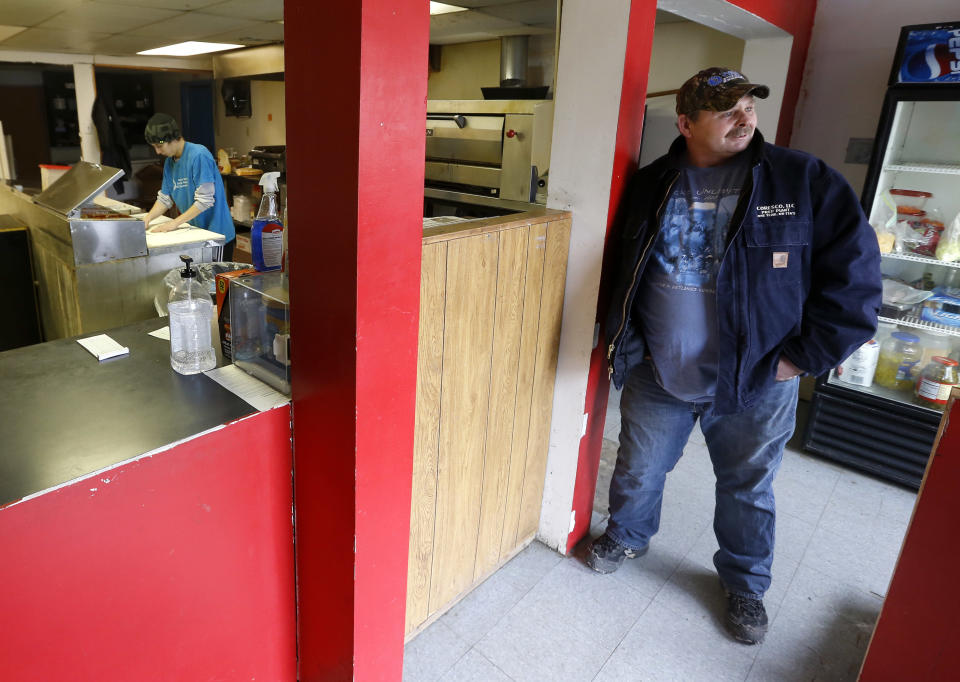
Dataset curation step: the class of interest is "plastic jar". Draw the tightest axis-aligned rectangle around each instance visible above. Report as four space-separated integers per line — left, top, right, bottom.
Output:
890 188 932 215
915 356 958 410
874 331 922 390
916 330 952 370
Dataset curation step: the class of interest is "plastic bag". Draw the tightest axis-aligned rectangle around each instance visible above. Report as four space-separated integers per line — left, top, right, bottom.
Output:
935 210 960 263
155 261 252 316
870 190 897 253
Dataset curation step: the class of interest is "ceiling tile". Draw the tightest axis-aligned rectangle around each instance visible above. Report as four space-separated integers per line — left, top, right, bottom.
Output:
200 0 283 22
431 10 522 35
475 1 556 25
87 34 173 55
39 3 183 33
0 27 110 53
0 26 29 42
203 23 284 44
124 12 260 40
0 0 83 28
96 0 224 9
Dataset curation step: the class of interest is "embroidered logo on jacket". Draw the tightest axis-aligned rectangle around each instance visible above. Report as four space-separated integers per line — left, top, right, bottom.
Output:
755 203 797 218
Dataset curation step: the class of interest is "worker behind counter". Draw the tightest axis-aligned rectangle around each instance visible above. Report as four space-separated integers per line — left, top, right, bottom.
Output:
142 113 236 261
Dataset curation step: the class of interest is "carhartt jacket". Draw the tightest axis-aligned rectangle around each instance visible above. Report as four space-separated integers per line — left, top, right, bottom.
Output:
606 132 882 414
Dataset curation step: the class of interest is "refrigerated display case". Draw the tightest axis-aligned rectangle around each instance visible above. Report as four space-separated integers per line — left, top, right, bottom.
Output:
803 22 960 489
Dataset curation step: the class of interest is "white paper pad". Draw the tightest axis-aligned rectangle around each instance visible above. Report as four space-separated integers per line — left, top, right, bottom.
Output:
204 365 289 412
77 334 129 361
149 326 171 340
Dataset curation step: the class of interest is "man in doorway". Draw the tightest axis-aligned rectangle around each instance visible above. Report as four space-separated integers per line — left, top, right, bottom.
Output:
589 67 882 645
143 113 236 260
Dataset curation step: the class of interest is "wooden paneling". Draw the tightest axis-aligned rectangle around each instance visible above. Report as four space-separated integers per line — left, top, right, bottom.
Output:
407 210 570 636
429 233 499 610
405 242 447 632
499 222 547 557
517 217 571 540
474 227 529 580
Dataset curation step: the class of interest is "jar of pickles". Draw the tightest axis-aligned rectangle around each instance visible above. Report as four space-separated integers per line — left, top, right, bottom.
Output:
915 356 958 410
874 331 922 390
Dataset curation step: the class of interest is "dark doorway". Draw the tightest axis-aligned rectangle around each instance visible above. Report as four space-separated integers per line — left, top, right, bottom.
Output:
0 85 50 188
180 80 216 154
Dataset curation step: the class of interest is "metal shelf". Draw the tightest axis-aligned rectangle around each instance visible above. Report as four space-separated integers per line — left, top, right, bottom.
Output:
883 163 960 175
881 252 960 268
878 314 960 337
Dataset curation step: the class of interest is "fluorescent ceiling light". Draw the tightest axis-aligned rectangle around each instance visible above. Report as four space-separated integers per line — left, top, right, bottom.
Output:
138 41 243 57
430 2 468 15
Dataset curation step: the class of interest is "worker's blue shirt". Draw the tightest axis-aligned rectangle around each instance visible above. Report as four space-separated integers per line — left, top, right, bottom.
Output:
161 141 235 242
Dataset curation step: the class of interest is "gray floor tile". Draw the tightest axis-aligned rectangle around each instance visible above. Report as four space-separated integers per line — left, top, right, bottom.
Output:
594 438 617 515
747 565 881 682
438 649 514 682
442 541 563 645
595 601 755 682
800 523 902 598
475 558 650 682
774 450 841 526
403 622 471 682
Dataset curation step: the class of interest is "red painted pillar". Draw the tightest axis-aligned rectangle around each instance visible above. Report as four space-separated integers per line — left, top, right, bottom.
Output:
284 1 428 679
565 1 659 553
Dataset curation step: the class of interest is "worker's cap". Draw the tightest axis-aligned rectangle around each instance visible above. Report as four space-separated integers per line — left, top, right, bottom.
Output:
676 67 769 116
144 113 181 144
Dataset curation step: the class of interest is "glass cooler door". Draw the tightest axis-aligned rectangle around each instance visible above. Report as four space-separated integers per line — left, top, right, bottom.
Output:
850 92 960 413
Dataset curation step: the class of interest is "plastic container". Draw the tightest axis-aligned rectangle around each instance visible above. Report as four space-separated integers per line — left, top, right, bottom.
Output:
914 356 958 410
874 331 922 390
251 171 283 272
835 339 880 387
889 188 932 215
168 255 216 375
916 329 952 370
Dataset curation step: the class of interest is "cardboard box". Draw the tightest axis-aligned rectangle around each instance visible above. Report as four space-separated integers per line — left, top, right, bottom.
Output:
215 268 258 361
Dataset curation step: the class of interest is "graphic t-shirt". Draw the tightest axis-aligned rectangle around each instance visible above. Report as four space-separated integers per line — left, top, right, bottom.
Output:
162 141 235 242
634 154 750 401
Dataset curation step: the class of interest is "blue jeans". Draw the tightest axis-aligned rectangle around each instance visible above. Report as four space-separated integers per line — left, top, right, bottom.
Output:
606 363 798 598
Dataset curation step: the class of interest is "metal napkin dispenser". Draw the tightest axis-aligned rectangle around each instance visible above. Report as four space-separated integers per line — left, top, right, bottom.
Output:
33 161 147 266
425 99 554 206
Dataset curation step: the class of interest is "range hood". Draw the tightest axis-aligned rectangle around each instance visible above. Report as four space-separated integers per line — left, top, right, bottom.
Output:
213 44 284 81
482 36 549 100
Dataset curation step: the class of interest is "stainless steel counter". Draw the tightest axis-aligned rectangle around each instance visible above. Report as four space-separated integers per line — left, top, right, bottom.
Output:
0 177 224 341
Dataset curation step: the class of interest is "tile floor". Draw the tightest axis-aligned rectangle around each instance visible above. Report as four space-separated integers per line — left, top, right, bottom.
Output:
403 389 917 682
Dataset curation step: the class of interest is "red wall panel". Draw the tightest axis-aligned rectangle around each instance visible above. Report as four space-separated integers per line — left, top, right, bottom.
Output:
859 398 960 681
0 408 296 682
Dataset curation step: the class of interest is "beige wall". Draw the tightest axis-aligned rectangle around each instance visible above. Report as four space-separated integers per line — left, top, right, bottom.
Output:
427 35 556 100
214 79 286 155
790 0 959 193
648 22 745 94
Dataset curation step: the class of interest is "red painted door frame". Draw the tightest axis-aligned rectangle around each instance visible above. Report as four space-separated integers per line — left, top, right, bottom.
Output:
285 1 428 679
566 0 819 553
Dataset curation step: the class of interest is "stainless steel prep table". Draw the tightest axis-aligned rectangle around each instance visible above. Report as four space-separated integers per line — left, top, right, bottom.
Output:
0 166 225 342
0 318 259 507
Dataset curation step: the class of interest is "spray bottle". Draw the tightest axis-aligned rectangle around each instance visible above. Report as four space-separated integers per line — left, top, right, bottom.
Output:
252 171 283 272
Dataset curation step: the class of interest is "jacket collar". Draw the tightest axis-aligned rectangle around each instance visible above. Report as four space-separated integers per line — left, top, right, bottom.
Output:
664 129 766 169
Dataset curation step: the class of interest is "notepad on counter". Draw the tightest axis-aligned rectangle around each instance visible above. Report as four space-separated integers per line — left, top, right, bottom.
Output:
77 334 129 361
148 326 171 340
204 365 289 412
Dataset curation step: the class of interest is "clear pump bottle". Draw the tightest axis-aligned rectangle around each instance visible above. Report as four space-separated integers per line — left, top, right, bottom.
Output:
168 255 216 374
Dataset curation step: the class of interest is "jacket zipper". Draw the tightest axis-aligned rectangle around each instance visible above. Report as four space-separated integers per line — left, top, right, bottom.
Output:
607 173 678 377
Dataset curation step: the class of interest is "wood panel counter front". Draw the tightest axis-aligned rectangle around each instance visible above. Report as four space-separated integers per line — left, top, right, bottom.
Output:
407 208 571 637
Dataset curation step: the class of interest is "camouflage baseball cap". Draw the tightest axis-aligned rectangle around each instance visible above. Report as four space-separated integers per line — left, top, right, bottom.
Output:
144 113 181 144
676 67 770 116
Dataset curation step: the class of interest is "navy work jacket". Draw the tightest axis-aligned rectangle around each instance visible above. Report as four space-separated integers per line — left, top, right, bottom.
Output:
605 132 882 414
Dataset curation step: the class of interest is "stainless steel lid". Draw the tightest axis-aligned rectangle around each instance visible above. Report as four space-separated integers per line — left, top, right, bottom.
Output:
33 161 125 217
